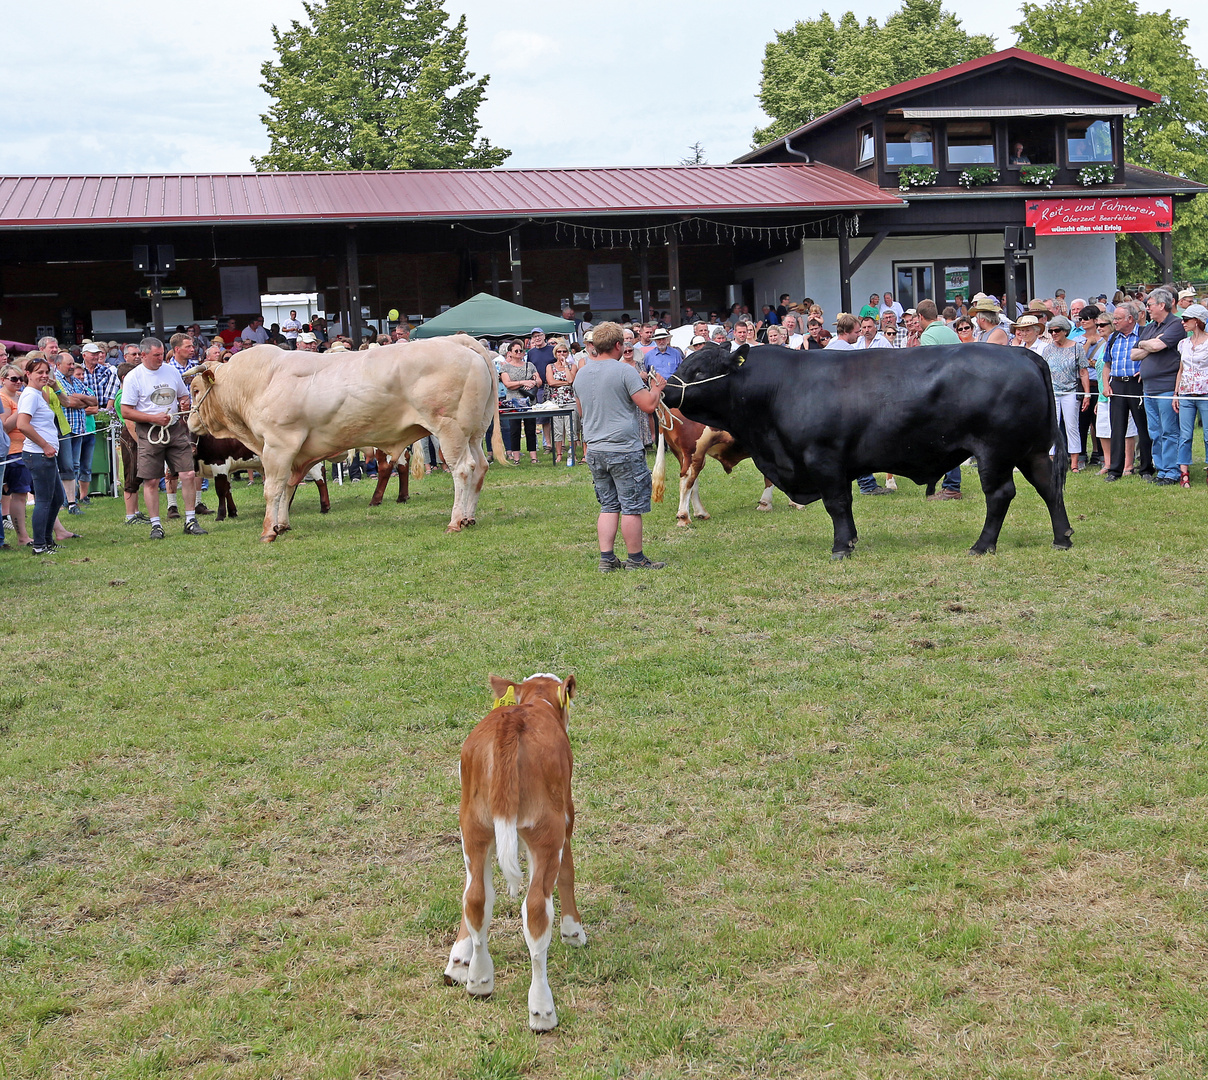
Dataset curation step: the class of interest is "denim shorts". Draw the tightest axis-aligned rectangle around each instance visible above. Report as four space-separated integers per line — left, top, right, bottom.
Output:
587 448 652 515
3 458 32 494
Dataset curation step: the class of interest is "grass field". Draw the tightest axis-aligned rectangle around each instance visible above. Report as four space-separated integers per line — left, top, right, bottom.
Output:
3 456 1208 1080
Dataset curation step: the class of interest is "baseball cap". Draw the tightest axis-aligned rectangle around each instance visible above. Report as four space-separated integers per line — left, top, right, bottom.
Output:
530 326 545 334
81 342 104 354
583 331 593 343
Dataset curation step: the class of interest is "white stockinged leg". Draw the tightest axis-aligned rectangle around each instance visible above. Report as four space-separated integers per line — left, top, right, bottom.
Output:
465 864 495 996
689 476 709 519
757 484 775 511
560 913 587 947
444 933 472 984
523 895 557 1031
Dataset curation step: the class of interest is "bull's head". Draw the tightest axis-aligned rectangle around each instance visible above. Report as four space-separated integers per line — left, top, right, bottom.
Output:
186 365 219 435
664 342 746 418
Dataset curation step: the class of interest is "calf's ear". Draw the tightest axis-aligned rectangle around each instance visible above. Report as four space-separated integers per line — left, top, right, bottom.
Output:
560 674 576 706
734 343 751 365
488 675 516 709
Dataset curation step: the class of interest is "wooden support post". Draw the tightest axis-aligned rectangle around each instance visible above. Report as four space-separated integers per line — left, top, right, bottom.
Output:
667 228 681 327
490 251 500 297
837 220 852 315
639 241 650 323
509 231 523 305
345 229 362 348
1160 231 1173 284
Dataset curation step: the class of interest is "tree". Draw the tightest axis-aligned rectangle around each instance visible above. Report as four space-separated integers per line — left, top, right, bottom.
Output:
754 0 995 146
1013 0 1208 280
254 0 509 171
679 142 708 166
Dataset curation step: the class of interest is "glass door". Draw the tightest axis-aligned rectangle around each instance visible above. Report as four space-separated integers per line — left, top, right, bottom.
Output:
894 264 933 311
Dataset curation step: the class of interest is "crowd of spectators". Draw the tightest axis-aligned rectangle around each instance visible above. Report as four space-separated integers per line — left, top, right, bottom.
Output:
4 282 1207 553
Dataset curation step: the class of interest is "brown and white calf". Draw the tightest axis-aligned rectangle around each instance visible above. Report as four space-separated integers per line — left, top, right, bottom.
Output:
651 406 800 525
444 673 585 1031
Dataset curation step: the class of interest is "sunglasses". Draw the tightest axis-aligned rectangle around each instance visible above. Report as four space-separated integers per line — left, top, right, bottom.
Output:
1096 322 1111 328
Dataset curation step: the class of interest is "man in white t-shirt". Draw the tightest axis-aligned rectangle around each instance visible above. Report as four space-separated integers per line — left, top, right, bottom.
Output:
281 310 302 348
240 316 270 344
825 314 861 350
120 337 207 539
879 292 905 320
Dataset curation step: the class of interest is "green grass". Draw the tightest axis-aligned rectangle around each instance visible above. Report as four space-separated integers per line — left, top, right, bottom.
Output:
2 457 1207 1079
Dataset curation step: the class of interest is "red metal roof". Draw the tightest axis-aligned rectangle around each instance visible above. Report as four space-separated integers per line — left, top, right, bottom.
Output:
0 164 901 229
859 48 1162 107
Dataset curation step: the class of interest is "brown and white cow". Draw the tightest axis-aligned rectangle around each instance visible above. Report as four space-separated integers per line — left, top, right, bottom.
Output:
444 673 585 1032
194 434 331 521
187 335 506 540
651 406 801 525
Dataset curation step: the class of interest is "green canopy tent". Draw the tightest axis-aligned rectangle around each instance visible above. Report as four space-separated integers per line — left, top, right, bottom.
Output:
410 292 575 339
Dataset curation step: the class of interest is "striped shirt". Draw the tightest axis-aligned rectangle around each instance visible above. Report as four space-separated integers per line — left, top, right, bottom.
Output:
54 372 89 434
80 362 119 408
1106 329 1140 378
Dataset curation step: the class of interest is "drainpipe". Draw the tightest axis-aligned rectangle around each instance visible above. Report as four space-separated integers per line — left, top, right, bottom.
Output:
784 135 813 164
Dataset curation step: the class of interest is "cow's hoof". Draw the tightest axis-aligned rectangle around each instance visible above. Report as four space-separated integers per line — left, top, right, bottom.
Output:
229 509 238 518
694 512 711 520
831 549 853 560
529 1008 558 1032
675 516 691 528
560 918 587 946
462 517 476 527
969 544 996 556
1053 539 1073 550
260 534 277 543
320 506 330 515
369 499 382 507
446 524 463 533
755 502 772 512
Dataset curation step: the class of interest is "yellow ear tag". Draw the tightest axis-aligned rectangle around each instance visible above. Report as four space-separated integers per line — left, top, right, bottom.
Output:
492 685 516 710
737 353 747 365
557 684 567 707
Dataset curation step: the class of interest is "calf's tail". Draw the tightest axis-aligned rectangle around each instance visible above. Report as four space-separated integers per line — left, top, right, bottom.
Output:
651 432 667 502
489 725 524 897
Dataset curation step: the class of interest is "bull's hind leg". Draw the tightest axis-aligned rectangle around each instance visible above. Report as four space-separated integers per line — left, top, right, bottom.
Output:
1017 451 1074 549
970 462 1016 555
523 836 563 1031
820 481 859 559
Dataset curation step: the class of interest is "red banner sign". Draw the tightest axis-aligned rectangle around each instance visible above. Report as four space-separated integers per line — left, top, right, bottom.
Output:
1025 196 1172 235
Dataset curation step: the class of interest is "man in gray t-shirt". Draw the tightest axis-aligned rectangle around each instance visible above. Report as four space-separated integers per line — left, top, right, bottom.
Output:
574 321 668 571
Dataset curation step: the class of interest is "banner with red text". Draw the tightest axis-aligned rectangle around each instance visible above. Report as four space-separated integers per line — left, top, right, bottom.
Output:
1025 196 1173 236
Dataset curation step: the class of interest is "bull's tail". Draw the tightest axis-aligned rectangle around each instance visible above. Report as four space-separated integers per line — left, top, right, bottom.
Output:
409 441 426 480
489 724 524 897
485 352 510 466
652 431 667 502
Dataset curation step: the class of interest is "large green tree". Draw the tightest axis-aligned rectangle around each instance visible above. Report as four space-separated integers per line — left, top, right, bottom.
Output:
254 0 509 171
1013 0 1208 280
754 0 995 146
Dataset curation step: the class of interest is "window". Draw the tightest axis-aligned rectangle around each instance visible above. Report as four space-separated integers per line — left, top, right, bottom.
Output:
894 264 933 311
857 125 874 166
884 120 933 167
1007 122 1056 168
946 121 995 165
1067 118 1113 163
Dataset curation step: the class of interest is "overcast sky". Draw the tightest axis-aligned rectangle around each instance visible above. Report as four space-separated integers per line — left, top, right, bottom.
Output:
2 0 1203 174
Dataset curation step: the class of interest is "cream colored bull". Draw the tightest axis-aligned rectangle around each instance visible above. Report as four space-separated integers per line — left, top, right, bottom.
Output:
187 335 506 541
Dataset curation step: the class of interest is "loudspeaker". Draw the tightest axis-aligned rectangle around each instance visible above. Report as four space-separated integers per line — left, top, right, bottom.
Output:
1020 227 1036 250
133 245 150 271
1004 227 1021 251
156 245 175 273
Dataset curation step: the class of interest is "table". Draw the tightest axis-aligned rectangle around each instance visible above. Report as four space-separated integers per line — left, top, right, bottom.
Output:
498 406 579 463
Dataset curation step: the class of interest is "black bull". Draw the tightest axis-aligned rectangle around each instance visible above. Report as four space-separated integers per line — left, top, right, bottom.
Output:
664 342 1073 558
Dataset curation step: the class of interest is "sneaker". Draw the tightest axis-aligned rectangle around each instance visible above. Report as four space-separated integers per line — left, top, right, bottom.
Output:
67 503 83 515
31 544 58 555
884 476 897 491
79 496 91 506
194 502 214 515
2 515 13 532
150 523 165 540
598 553 625 573
861 486 890 496
926 490 963 501
126 511 151 525
166 506 181 520
200 478 209 491
183 519 208 535
623 554 666 570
